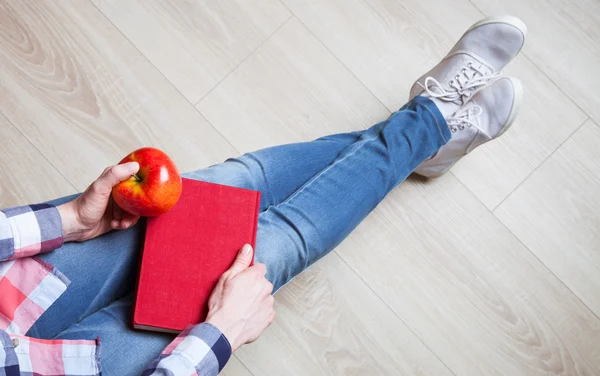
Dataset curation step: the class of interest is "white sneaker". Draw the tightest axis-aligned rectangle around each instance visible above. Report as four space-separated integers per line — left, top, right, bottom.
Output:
409 16 527 118
414 77 523 178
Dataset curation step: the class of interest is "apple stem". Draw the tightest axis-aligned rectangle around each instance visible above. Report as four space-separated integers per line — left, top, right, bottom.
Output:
132 173 141 182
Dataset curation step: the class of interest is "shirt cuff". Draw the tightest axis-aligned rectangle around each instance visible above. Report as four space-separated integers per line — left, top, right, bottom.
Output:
0 204 64 261
143 323 232 376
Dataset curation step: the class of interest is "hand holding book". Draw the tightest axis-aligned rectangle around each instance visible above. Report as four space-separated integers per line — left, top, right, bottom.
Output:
206 244 275 351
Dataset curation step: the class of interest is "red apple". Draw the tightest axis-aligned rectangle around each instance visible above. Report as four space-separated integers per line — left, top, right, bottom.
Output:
112 147 182 217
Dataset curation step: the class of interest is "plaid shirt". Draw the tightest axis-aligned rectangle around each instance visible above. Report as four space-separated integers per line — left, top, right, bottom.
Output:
0 204 231 375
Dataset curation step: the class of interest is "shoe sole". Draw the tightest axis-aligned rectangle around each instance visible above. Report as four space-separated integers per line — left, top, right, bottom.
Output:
466 16 528 57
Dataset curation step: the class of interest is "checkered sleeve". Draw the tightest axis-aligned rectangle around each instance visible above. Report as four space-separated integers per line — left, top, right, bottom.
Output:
142 323 232 376
0 204 64 262
0 257 70 335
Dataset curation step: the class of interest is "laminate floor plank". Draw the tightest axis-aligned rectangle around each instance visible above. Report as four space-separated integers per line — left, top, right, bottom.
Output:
92 0 291 103
0 114 75 207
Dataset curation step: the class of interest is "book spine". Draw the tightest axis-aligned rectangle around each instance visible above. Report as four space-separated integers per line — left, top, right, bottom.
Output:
250 191 261 266
131 217 149 328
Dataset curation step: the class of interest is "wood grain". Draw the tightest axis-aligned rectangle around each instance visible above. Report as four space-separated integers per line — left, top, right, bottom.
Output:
282 0 588 210
496 120 600 317
0 0 236 191
92 0 291 103
236 253 453 376
0 114 76 207
471 0 600 125
338 174 600 375
197 18 390 153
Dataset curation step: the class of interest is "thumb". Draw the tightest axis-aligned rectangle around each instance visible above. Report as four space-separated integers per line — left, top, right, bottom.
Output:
227 244 253 277
96 162 140 193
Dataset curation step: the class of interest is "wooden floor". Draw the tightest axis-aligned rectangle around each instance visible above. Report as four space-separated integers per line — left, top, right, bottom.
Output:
1 0 599 375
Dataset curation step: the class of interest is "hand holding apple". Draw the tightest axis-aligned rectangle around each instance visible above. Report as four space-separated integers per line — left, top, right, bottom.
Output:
57 147 182 243
111 147 183 217
57 162 142 242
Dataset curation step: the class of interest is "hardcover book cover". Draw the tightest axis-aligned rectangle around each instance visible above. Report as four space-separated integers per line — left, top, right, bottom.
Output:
133 178 261 333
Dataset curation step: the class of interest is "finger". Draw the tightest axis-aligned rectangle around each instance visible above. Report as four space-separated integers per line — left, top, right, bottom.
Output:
226 244 253 277
249 263 267 277
111 219 128 230
111 202 125 229
121 214 140 229
262 280 274 296
112 200 124 221
111 214 140 230
122 212 140 223
95 162 140 194
256 299 276 328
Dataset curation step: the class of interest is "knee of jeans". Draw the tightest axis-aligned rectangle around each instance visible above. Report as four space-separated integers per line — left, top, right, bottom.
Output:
255 228 305 291
254 208 326 291
183 155 267 193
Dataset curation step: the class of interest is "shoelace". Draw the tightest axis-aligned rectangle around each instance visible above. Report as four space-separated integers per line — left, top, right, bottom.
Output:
446 105 482 132
418 61 501 105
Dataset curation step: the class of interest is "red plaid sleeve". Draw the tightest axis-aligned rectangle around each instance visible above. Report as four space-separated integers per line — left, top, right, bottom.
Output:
0 204 68 335
0 257 70 335
0 204 64 261
3 334 101 375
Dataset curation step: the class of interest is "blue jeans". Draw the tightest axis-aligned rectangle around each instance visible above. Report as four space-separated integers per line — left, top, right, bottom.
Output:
26 97 449 375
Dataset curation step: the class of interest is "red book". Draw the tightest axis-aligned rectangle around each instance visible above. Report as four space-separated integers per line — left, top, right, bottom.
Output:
133 178 261 333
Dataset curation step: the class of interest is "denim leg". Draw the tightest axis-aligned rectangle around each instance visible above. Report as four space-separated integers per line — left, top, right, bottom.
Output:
255 97 450 290
183 130 364 210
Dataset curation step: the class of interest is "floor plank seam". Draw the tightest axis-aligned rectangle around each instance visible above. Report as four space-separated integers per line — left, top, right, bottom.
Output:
0 112 78 200
87 0 242 159
493 206 600 323
450 158 600 322
447 122 599 325
233 354 255 376
332 250 458 376
194 14 294 107
191 14 294 158
279 2 393 116
490 117 589 213
467 0 594 123
487 116 600 322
